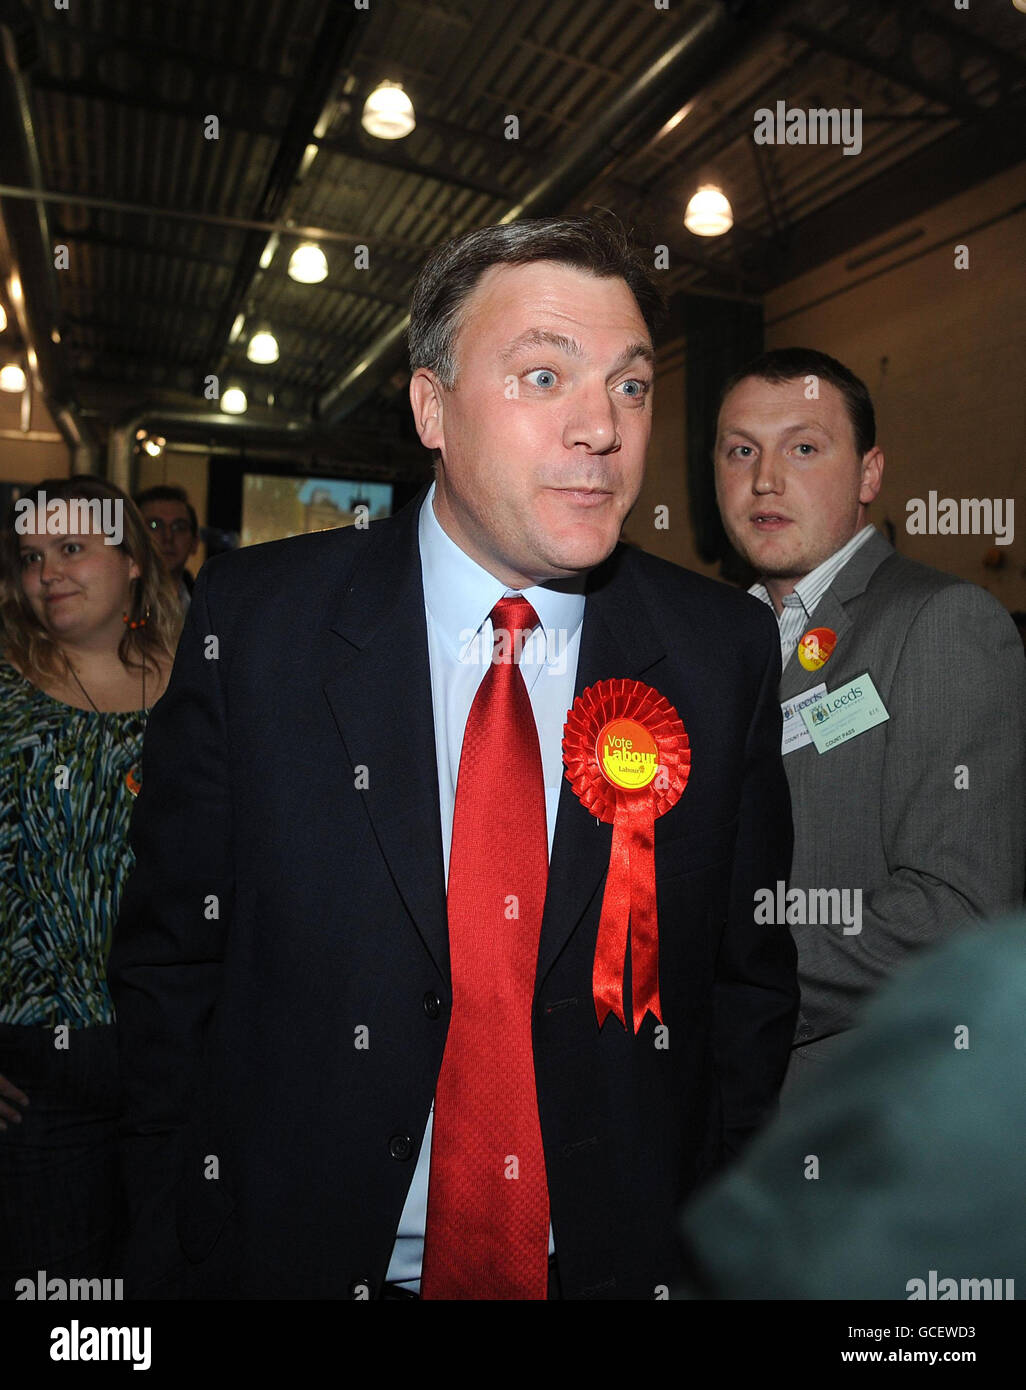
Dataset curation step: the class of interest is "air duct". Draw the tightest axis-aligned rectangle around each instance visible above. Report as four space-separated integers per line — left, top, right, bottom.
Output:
109 406 312 493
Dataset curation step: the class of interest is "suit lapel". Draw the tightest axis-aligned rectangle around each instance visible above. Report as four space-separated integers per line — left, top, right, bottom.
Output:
778 530 895 700
322 489 450 983
536 549 667 987
778 589 853 701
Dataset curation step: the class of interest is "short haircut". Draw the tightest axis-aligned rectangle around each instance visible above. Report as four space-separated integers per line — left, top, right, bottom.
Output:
408 213 666 389
718 348 876 459
134 484 198 535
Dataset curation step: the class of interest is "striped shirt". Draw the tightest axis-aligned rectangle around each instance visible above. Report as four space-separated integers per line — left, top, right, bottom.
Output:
749 525 877 668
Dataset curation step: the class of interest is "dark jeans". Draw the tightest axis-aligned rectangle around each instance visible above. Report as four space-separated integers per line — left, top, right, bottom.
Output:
0 1022 122 1299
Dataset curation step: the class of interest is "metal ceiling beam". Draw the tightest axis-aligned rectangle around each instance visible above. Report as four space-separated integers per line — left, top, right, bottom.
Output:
0 0 98 469
0 182 425 260
313 131 515 202
783 11 992 123
35 21 301 94
316 0 779 425
54 226 411 304
32 75 287 141
199 3 365 393
52 224 237 271
69 297 402 340
910 2 1026 91
74 337 336 380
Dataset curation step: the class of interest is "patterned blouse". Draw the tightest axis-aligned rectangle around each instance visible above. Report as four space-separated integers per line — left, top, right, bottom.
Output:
0 658 147 1027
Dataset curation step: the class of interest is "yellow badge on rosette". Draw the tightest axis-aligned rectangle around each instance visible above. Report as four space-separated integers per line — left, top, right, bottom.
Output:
563 679 690 1033
597 718 659 790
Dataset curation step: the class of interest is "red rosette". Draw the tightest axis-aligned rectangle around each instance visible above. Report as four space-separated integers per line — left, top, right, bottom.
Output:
562 679 690 1033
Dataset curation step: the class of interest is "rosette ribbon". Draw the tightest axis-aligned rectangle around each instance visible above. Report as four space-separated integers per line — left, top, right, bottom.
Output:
562 679 690 1033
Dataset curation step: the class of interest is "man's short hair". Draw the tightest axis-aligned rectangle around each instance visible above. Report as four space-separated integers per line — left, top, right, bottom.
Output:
718 348 876 459
408 214 666 390
133 484 198 536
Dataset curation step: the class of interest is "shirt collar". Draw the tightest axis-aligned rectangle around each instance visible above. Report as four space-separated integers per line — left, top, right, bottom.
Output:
749 524 877 618
418 479 586 660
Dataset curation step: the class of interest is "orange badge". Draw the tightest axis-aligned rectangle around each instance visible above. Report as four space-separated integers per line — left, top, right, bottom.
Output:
596 718 659 791
798 626 837 672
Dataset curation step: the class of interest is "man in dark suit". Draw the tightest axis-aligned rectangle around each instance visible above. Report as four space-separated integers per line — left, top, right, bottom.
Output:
109 215 797 1301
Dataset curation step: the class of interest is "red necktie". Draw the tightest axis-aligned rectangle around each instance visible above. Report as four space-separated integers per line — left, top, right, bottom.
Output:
421 596 551 1300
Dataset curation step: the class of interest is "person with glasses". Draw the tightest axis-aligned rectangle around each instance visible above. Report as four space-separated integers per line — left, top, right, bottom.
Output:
134 485 199 611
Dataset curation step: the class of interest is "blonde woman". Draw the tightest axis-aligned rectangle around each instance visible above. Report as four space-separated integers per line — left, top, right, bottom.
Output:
0 475 180 1291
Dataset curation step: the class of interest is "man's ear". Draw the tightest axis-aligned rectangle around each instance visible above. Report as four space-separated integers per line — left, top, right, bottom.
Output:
859 446 884 505
409 369 445 452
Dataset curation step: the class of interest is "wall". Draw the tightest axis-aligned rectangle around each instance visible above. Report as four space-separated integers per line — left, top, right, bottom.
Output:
624 344 723 582
763 160 1026 613
0 388 69 482
135 450 210 576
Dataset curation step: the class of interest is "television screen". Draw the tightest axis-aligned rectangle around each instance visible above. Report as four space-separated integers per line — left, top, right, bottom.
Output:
240 475 394 547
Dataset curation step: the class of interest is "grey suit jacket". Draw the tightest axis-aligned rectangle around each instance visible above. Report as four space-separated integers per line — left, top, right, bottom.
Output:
779 530 1025 1072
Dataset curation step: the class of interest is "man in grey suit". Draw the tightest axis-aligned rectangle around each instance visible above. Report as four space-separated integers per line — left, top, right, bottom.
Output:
714 347 1025 1094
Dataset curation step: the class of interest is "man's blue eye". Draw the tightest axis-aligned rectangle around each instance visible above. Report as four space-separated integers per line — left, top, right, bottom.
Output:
619 379 649 397
525 369 556 388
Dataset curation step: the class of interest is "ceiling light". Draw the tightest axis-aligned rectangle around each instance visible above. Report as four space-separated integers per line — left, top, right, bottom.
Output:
656 101 694 140
684 185 733 237
259 234 279 271
0 362 26 392
229 313 246 344
143 436 163 457
288 243 328 283
0 303 7 332
8 273 22 303
246 328 279 364
361 81 415 140
221 386 247 415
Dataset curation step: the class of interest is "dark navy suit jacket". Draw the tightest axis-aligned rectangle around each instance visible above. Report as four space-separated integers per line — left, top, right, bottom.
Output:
109 484 797 1299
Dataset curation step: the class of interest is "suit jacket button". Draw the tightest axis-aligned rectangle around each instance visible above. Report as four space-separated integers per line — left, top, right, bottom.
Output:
423 991 441 1019
389 1133 414 1161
